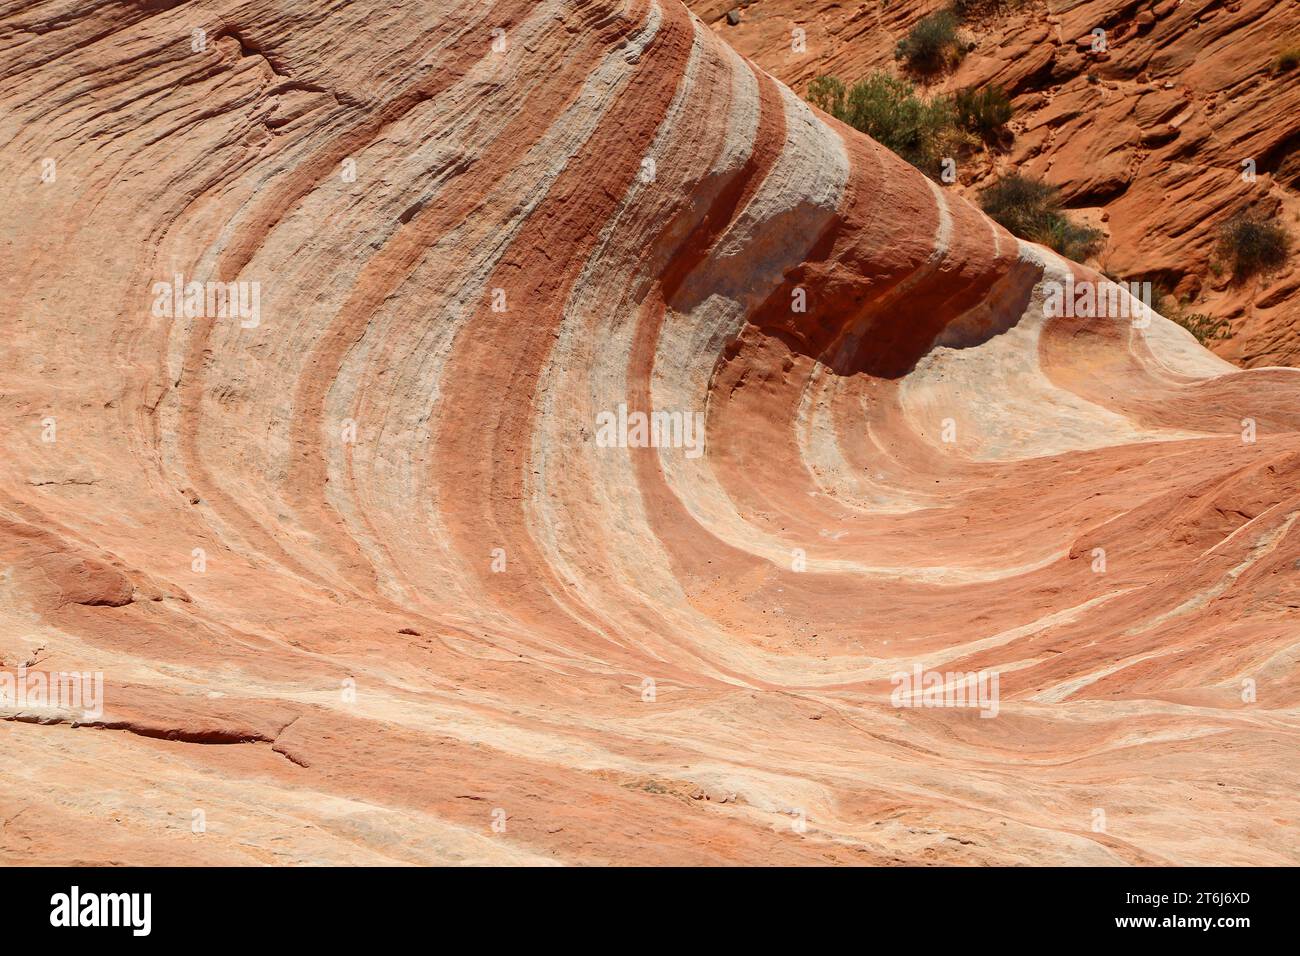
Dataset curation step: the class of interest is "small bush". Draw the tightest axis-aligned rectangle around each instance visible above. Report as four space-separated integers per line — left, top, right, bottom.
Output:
807 71 1015 181
980 173 1104 261
980 173 1058 237
1150 288 1231 345
806 75 848 117
1042 216 1106 262
1173 312 1231 345
952 0 1021 17
895 9 963 73
808 71 956 173
1216 213 1291 280
954 85 1012 141
1274 48 1300 73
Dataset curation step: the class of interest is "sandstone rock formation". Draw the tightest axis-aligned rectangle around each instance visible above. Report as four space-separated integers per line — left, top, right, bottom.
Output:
1 0 1297 865
695 0 1300 367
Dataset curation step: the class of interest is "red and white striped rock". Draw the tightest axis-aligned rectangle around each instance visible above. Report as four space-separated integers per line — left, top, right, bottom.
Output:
694 0 1300 368
0 0 1296 865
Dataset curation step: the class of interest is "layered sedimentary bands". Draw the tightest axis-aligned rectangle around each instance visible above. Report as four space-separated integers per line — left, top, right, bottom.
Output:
1 0 1298 865
694 0 1300 367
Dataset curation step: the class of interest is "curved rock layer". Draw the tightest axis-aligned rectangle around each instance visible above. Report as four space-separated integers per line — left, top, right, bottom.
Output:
694 0 1300 368
1 0 1297 865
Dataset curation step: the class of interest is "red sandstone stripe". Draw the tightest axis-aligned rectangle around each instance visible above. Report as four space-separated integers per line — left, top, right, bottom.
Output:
281 2 656 598
172 0 537 594
429 0 699 660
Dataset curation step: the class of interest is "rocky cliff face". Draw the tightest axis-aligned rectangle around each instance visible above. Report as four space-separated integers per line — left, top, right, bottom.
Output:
1 0 1297 865
695 0 1300 367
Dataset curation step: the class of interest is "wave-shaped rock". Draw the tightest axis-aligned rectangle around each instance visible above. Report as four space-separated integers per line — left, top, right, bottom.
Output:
694 0 1300 367
1 0 1297 865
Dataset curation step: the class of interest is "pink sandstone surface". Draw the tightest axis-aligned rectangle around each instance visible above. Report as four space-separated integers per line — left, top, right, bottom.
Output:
0 0 1297 865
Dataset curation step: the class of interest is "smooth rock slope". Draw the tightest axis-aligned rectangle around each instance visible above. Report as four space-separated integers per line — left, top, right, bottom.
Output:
1 0 1297 865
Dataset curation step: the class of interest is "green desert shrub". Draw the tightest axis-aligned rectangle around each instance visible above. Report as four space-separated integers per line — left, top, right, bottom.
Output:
1041 216 1106 262
979 173 1056 235
954 84 1013 141
951 0 1022 17
1172 311 1231 345
1273 48 1300 73
1216 213 1291 280
895 9 964 73
1146 286 1231 345
980 173 1104 261
806 75 850 120
808 71 956 173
